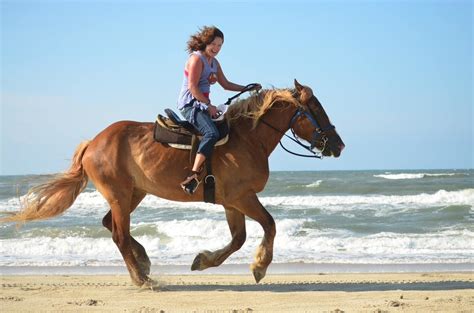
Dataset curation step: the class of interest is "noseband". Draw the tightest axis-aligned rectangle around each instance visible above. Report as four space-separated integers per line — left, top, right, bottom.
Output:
260 107 335 159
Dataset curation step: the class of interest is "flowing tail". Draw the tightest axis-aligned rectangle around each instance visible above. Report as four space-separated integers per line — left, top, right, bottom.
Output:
1 141 90 223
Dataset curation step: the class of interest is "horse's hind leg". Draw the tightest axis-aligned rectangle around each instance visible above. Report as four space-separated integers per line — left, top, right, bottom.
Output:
191 206 246 271
102 189 150 275
232 194 276 283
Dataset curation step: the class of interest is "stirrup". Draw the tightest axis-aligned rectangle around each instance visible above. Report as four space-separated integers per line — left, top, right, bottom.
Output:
180 173 201 195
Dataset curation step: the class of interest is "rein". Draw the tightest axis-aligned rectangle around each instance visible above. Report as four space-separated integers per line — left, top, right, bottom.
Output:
224 85 333 159
224 83 259 106
260 109 327 159
259 117 323 158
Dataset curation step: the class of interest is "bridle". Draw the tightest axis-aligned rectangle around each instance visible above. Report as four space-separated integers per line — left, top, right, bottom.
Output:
224 84 335 158
260 104 335 159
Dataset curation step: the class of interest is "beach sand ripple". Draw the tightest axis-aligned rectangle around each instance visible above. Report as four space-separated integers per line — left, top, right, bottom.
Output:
1 273 472 312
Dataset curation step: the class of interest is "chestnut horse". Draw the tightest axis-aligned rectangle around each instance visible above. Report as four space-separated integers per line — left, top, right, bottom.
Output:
3 80 344 288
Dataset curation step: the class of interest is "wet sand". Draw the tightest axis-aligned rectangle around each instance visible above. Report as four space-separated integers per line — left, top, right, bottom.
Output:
1 272 473 312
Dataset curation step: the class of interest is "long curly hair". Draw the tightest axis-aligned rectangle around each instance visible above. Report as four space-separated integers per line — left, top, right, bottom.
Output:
186 26 224 53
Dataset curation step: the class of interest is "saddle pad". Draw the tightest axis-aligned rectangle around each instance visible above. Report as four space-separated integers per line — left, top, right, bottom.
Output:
169 135 229 150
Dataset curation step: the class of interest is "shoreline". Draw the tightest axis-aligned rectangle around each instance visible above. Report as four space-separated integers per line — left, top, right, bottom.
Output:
1 272 473 312
1 262 473 276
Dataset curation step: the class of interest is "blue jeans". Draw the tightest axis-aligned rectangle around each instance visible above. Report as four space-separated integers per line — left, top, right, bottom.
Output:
180 106 219 159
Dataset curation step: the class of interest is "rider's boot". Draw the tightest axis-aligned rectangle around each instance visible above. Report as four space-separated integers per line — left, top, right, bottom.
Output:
180 171 202 195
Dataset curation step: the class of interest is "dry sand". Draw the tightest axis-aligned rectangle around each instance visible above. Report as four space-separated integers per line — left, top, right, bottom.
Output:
1 272 473 312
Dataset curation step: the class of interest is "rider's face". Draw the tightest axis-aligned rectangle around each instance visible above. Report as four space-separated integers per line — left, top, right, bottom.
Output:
205 37 223 58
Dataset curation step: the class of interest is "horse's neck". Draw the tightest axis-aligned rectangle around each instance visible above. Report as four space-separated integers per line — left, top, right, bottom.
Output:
247 104 297 157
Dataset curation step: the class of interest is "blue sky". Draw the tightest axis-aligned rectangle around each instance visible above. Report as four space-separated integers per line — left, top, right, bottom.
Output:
1 0 472 175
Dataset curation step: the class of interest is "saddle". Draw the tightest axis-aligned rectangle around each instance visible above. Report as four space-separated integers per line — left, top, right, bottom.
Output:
153 109 229 149
153 109 230 204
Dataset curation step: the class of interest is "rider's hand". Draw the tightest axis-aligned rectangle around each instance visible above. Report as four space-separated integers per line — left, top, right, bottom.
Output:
208 104 219 119
253 83 262 91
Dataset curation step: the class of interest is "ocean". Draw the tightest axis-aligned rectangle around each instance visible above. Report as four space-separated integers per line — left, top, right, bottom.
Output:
0 170 473 273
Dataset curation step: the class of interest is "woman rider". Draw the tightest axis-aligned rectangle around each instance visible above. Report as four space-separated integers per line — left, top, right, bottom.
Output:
177 26 261 194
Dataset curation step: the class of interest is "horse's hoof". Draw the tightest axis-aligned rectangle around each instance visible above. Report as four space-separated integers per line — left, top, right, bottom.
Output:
141 277 158 291
191 253 203 271
191 251 213 271
251 266 267 284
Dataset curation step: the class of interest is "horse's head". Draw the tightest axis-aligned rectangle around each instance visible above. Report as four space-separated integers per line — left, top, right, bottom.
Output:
291 79 345 157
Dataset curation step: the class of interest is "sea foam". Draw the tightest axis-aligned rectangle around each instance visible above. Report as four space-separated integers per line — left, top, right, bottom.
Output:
374 173 461 180
1 189 472 218
1 223 472 266
305 180 323 188
259 189 474 210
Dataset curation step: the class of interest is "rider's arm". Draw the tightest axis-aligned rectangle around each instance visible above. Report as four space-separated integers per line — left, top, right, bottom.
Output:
216 61 246 92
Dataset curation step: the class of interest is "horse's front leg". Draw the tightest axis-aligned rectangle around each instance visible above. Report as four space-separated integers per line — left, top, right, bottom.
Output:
231 194 276 283
191 206 246 271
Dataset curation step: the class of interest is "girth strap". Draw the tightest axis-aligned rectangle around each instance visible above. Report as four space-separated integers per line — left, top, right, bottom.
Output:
187 137 215 204
203 154 215 204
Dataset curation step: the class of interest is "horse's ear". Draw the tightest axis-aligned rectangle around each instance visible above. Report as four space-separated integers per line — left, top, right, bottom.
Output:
294 79 304 92
294 79 312 104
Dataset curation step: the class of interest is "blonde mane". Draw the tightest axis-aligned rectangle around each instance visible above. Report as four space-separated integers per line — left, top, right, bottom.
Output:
226 88 301 129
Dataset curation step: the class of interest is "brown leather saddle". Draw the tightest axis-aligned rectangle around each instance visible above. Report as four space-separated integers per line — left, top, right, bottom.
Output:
153 109 229 147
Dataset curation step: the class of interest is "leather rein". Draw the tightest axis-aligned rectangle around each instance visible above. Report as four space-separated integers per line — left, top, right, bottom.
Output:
260 108 335 159
225 84 335 159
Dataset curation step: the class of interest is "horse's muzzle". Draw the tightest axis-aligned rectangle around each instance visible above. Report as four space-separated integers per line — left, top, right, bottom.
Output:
332 143 345 158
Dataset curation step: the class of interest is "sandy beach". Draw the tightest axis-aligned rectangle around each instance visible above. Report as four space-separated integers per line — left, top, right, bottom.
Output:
1 272 473 312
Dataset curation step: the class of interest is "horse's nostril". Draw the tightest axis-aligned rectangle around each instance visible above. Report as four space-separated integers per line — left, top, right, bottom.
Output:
339 143 345 151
